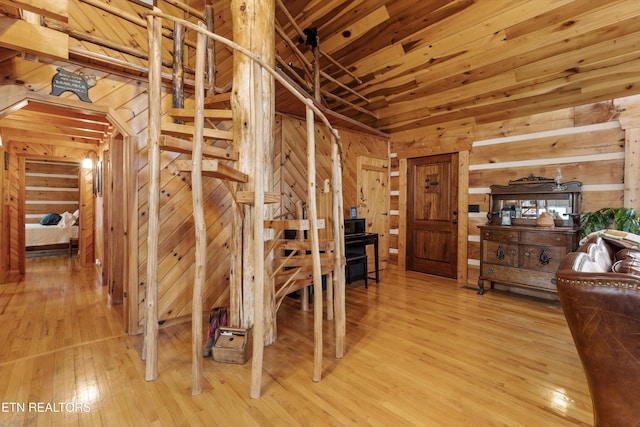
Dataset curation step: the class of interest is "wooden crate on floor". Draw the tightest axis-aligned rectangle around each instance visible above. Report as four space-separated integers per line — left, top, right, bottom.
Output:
212 327 252 364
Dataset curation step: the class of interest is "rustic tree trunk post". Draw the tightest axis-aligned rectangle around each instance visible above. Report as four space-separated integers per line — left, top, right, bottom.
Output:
231 0 275 399
190 25 208 397
296 200 309 311
144 13 162 382
204 5 215 97
306 106 323 382
172 22 184 118
313 44 321 102
332 139 346 358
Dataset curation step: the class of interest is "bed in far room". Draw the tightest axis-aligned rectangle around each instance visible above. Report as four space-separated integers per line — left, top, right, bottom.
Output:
26 211 79 256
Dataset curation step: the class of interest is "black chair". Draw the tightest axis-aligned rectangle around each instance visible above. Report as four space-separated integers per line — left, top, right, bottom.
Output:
346 254 368 288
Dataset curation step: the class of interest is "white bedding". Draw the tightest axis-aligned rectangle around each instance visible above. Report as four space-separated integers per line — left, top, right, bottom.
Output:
25 223 79 247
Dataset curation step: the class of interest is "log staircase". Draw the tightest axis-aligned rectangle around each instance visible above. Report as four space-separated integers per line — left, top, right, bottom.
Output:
144 11 346 399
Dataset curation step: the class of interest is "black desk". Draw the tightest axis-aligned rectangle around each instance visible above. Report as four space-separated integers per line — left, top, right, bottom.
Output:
344 232 379 283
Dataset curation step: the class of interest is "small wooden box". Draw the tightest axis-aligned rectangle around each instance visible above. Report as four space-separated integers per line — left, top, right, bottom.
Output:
212 327 252 364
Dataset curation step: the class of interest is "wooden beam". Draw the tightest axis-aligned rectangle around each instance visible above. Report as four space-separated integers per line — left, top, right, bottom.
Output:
0 0 68 22
0 16 68 60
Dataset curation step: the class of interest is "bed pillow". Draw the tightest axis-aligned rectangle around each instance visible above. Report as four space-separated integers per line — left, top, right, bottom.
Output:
58 211 76 228
40 213 62 226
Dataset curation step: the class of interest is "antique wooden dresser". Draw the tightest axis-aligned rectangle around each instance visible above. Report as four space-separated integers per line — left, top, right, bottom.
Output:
478 175 582 296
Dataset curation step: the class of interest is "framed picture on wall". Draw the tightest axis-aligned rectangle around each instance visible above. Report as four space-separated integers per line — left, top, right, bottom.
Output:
93 160 103 197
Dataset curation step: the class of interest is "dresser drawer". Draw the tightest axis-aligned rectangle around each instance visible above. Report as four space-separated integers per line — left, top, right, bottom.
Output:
519 231 566 246
481 229 519 242
481 264 557 291
520 245 564 272
482 241 518 266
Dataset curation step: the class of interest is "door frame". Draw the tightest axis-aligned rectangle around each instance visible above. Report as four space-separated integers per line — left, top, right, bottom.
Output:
356 154 389 271
398 151 469 284
0 87 138 333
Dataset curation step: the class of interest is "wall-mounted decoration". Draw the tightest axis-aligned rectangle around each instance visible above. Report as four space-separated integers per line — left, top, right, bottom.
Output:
93 160 103 197
50 67 96 103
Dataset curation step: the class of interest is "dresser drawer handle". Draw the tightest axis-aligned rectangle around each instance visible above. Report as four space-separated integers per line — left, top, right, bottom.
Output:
496 245 505 260
524 251 531 257
488 268 495 275
539 249 551 266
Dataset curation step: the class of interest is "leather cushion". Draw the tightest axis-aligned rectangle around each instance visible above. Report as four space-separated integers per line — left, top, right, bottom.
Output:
611 258 640 275
615 248 640 261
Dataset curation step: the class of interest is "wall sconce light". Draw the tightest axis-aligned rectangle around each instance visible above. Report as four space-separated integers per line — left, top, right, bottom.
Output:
82 153 93 169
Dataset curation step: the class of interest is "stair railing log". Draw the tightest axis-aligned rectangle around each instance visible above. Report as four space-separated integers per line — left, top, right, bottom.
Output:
145 8 346 399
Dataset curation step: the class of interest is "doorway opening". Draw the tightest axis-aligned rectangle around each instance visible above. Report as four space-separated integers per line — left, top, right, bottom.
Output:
0 87 136 331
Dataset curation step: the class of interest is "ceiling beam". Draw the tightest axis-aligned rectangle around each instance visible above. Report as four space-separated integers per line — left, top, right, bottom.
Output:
0 0 68 22
0 16 68 60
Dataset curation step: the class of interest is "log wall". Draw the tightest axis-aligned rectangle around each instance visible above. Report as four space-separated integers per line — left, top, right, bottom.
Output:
389 95 640 288
24 160 80 224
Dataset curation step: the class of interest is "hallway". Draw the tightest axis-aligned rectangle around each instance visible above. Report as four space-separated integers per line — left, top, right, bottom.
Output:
0 256 592 426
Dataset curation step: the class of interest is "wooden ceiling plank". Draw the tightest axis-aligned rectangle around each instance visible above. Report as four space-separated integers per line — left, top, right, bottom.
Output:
0 117 106 141
324 0 468 75
0 16 68 60
514 30 640 83
8 110 111 133
361 4 640 123
351 0 576 94
0 0 68 22
321 6 390 53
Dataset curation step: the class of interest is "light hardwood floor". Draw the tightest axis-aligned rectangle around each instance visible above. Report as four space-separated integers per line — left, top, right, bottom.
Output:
0 255 593 426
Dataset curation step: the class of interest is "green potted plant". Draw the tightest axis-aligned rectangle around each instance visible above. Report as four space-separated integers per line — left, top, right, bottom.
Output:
580 207 640 238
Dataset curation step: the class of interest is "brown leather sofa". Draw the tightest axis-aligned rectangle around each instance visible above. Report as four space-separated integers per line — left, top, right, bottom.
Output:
556 236 640 427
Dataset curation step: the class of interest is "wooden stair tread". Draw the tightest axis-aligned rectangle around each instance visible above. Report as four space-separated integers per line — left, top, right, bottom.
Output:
270 239 335 252
203 92 231 107
169 107 233 120
236 191 281 204
174 159 248 183
161 121 233 141
273 264 336 286
264 219 325 230
273 253 334 269
159 136 239 160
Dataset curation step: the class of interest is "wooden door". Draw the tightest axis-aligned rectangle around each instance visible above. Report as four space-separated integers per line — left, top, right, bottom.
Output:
407 153 458 278
357 155 389 271
106 139 126 304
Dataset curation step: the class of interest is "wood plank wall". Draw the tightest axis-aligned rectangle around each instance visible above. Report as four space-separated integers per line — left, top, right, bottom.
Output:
24 160 80 224
465 99 632 288
279 114 389 232
389 95 640 288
